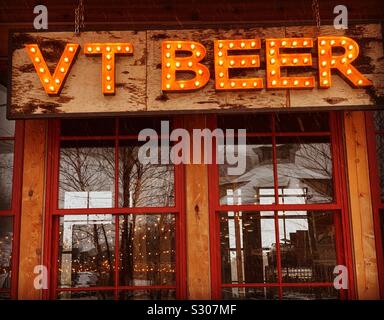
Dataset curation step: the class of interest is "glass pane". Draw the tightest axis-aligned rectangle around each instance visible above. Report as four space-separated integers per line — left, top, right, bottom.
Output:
0 107 15 137
0 141 14 210
61 118 115 136
58 215 115 288
0 217 13 291
119 214 176 286
376 135 384 202
282 286 339 300
374 111 384 131
57 290 114 300
219 137 274 205
275 112 329 132
222 287 278 300
59 140 115 209
119 117 171 135
119 289 176 300
279 211 337 283
119 140 174 207
276 136 333 204
218 114 272 132
220 211 277 284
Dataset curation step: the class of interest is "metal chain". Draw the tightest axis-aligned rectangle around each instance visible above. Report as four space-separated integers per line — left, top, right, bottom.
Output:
74 0 85 35
312 0 321 31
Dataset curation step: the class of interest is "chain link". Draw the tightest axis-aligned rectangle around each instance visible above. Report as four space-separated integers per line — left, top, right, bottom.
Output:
312 0 321 31
74 0 85 35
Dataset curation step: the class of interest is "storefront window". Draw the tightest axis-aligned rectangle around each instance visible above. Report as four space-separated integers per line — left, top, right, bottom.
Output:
53 117 182 300
0 92 18 299
213 112 345 300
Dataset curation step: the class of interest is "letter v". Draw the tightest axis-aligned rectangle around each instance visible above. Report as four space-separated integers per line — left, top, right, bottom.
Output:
25 43 79 95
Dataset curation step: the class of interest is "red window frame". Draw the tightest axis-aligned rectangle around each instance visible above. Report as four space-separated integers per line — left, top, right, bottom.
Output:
0 120 24 299
44 118 186 300
208 111 355 300
366 111 384 299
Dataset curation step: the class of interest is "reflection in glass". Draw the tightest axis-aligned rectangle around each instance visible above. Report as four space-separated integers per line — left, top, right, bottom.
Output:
276 136 333 204
222 287 278 300
57 290 114 300
0 107 15 137
282 286 338 300
0 141 14 210
58 215 115 290
279 211 337 283
219 137 274 205
119 141 174 207
119 214 175 286
376 135 384 202
0 217 13 293
220 211 277 284
119 289 176 300
59 141 115 209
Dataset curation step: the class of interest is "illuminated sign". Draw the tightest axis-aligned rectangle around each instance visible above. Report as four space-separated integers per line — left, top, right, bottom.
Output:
8 26 384 118
25 36 371 96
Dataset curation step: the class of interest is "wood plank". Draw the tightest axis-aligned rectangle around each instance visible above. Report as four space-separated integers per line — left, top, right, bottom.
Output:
7 24 384 118
184 115 211 299
286 24 384 108
147 27 287 113
344 111 380 299
18 120 47 299
10 31 146 116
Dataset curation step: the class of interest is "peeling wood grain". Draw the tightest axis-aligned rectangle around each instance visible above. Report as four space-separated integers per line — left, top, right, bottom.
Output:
8 24 384 118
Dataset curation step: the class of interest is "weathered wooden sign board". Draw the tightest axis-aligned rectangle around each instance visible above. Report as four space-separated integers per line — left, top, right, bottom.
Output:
7 23 384 119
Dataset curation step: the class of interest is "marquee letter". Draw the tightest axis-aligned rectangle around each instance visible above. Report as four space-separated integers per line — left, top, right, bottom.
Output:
162 41 210 91
266 38 314 89
84 43 133 95
214 39 263 90
318 36 372 88
25 43 79 95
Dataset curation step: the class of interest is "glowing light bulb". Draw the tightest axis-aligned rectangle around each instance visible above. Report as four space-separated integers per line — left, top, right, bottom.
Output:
180 83 185 88
191 44 196 50
166 83 171 89
347 69 352 75
188 61 193 67
272 80 277 86
220 82 225 88
218 51 223 57
198 69 203 75
30 47 36 53
39 67 44 73
230 81 235 87
195 80 200 86
106 46 111 52
166 52 171 58
166 44 171 49
358 79 363 85
175 62 181 68
87 47 92 52
55 78 60 84
219 72 224 78
293 80 299 86
35 57 40 63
